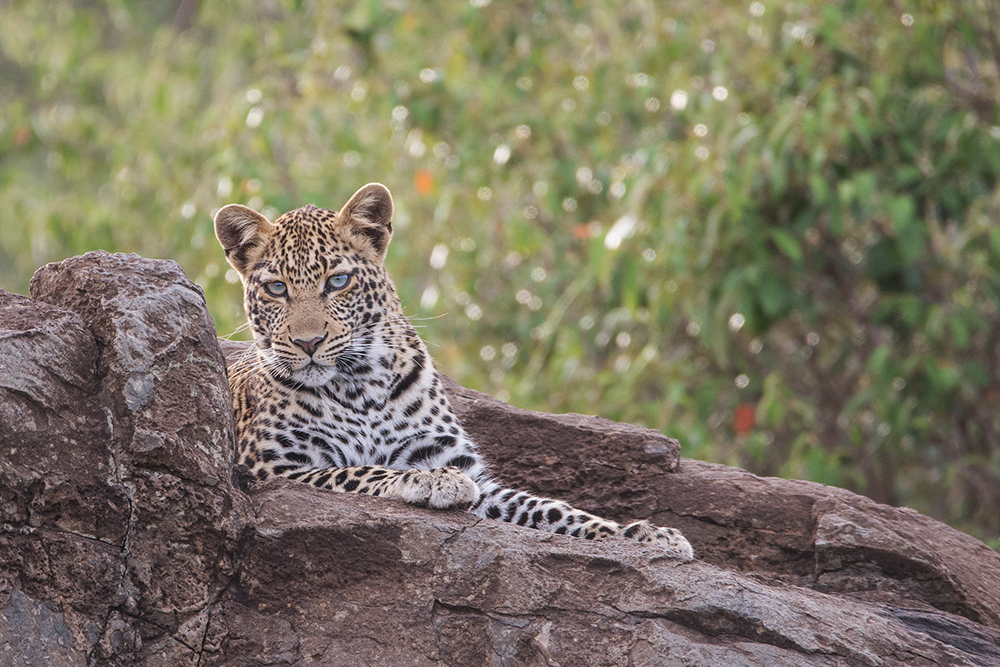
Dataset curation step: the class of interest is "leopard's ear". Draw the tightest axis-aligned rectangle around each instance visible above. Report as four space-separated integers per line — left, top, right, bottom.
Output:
214 204 275 275
339 183 394 259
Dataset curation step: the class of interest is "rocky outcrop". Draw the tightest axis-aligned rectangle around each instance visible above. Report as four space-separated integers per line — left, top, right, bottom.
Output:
445 378 1000 631
2 251 250 666
1 251 998 666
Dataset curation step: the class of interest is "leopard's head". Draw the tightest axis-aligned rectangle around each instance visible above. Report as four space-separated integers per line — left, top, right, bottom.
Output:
215 183 398 387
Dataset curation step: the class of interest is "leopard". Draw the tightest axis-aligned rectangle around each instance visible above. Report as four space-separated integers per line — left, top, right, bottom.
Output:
215 182 693 561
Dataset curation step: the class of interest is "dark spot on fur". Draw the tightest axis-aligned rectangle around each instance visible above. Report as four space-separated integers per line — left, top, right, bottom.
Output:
445 455 475 471
389 363 422 401
407 444 443 466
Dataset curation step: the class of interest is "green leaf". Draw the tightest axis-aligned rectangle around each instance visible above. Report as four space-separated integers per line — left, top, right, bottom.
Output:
888 195 924 265
867 345 890 376
950 317 970 350
888 195 914 232
809 172 831 205
805 445 843 487
990 227 1000 258
771 228 803 262
854 171 877 202
758 271 793 318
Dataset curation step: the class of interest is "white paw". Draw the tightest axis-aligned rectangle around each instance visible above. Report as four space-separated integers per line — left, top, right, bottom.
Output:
621 520 694 561
398 467 481 510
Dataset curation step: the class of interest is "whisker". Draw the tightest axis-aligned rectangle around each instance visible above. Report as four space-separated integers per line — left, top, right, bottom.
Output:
398 312 449 322
220 321 254 340
225 306 442 390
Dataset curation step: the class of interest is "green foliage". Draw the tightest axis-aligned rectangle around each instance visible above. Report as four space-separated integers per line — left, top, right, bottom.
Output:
1 0 998 547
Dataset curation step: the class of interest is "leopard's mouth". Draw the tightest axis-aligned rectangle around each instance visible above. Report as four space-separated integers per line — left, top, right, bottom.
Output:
275 336 368 381
287 360 338 387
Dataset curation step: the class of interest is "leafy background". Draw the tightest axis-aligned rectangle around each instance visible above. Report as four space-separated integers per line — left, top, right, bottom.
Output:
1 0 998 547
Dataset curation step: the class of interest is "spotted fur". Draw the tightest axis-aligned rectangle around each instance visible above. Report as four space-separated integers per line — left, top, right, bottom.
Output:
216 183 693 560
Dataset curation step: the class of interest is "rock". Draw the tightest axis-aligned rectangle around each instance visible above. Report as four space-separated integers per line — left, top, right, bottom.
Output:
2 252 252 665
443 378 1000 631
1 252 998 666
442 376 682 526
222 478 1000 667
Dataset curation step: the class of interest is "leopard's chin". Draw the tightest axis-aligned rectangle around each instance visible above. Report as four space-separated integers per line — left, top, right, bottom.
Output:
289 361 338 387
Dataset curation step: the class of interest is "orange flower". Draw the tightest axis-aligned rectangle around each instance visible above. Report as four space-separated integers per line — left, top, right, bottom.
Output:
415 169 434 194
733 403 755 434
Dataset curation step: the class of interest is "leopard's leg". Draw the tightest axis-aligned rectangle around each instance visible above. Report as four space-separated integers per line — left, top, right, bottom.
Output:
291 465 480 510
471 483 694 561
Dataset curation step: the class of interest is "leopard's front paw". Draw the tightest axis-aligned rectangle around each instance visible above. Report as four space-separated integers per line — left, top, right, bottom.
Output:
621 520 694 561
398 467 481 510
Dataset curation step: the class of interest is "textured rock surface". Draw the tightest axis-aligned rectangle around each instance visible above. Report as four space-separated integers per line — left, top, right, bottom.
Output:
2 252 252 666
217 478 1000 667
445 378 1000 631
0 251 997 666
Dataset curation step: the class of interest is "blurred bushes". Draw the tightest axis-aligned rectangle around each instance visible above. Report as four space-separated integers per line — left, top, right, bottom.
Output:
0 0 997 546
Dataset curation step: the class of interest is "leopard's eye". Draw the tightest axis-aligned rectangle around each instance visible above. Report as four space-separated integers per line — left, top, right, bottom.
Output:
263 281 287 297
326 273 350 291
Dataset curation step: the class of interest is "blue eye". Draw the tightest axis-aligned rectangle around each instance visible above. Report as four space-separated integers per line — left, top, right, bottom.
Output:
327 274 350 291
263 281 287 297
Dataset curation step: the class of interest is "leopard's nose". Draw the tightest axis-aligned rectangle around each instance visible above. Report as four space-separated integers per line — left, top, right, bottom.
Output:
292 335 326 356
